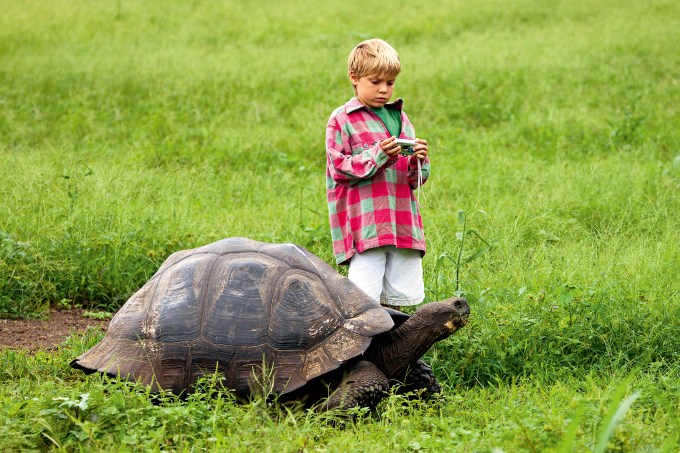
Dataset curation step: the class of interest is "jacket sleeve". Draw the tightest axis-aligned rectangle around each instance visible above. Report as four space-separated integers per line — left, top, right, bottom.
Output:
326 114 397 185
407 155 430 188
398 111 430 188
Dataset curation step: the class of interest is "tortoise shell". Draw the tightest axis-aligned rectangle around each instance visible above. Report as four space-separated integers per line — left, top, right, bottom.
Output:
71 237 394 396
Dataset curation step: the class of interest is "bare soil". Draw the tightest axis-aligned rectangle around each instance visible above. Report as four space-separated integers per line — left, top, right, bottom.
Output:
0 309 109 354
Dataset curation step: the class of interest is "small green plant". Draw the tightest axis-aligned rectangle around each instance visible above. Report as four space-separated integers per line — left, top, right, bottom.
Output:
61 163 93 215
433 210 493 297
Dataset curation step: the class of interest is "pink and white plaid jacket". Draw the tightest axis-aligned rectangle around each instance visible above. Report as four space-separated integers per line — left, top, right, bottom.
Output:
325 97 430 265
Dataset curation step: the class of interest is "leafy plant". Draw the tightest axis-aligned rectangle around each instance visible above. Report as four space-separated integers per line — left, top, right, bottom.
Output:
433 209 494 297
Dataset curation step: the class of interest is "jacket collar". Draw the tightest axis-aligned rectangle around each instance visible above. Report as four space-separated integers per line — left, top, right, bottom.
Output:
345 97 404 114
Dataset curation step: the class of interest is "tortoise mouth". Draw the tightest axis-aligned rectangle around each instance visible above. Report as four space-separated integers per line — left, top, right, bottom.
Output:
445 314 469 332
456 313 469 329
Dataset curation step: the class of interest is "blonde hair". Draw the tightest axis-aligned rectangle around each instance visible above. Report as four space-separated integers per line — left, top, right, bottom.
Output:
347 38 401 79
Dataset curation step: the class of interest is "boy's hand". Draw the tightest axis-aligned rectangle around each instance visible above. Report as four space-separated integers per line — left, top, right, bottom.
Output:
379 137 402 156
412 138 428 160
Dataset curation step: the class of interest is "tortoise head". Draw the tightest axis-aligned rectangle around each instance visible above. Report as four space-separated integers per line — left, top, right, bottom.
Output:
411 297 470 341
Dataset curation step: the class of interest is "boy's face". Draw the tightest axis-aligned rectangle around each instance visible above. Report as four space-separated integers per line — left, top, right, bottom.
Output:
350 72 396 108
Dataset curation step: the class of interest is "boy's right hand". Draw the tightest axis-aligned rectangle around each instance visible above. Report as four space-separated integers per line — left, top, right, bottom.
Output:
379 137 402 156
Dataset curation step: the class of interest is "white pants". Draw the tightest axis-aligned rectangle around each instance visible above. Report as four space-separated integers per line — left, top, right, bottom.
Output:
348 246 424 307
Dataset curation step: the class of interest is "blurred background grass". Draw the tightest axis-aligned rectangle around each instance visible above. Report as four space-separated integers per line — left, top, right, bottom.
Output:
2 0 678 314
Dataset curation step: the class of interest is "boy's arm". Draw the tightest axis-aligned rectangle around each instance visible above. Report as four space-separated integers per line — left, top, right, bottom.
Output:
326 116 397 184
401 113 430 188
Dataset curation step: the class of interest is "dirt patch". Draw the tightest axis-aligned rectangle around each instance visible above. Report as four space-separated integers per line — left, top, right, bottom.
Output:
0 309 109 354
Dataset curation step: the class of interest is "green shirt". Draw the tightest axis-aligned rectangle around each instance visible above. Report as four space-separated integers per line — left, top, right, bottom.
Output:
370 106 402 138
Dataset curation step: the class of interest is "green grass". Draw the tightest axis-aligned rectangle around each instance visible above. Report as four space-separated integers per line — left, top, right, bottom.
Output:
1 338 678 451
1 0 679 450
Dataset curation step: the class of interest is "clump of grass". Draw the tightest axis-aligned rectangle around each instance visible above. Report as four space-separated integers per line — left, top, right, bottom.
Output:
81 311 113 320
0 231 57 318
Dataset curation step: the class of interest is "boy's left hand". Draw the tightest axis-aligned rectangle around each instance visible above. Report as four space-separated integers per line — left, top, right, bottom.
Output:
412 138 428 160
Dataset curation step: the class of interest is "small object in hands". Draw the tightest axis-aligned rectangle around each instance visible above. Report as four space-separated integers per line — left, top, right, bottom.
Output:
396 138 417 155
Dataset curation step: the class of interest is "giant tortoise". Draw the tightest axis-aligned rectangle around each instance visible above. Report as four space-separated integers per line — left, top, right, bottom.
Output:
71 237 469 409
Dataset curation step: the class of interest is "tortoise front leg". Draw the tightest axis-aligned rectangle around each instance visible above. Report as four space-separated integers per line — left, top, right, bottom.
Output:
397 359 442 397
324 360 389 410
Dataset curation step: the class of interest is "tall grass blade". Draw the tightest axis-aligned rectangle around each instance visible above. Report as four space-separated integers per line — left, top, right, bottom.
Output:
594 390 641 453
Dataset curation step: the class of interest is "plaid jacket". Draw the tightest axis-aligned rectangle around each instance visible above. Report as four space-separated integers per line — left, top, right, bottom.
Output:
325 97 430 265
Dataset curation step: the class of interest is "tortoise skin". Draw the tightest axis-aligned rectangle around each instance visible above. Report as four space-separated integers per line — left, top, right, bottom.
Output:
71 237 394 397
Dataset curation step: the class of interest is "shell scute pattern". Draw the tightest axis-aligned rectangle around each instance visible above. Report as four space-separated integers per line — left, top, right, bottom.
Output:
202 255 273 347
269 273 345 350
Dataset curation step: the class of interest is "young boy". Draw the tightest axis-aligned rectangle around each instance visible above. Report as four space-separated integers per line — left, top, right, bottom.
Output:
325 38 430 308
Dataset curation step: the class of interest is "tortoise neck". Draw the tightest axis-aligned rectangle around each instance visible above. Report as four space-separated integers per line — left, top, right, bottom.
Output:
364 311 449 379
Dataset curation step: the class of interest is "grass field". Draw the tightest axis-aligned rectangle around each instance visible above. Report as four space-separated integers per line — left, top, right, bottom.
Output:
1 0 679 450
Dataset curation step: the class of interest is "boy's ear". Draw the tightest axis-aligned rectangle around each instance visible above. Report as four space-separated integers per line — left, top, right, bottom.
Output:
349 71 360 86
